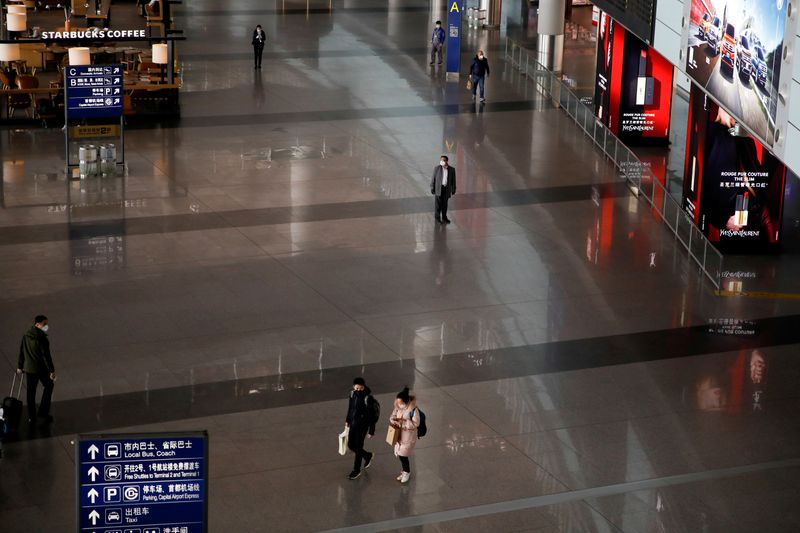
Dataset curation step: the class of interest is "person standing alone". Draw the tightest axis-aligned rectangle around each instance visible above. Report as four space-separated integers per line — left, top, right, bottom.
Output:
430 20 445 66
16 315 56 424
252 24 266 69
430 155 457 224
345 377 378 480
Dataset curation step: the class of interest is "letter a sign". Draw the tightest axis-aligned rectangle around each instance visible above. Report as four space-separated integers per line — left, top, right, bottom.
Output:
446 1 463 76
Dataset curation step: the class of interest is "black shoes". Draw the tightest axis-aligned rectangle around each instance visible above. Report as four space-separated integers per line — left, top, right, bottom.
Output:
443 217 451 224
347 470 362 480
364 452 374 470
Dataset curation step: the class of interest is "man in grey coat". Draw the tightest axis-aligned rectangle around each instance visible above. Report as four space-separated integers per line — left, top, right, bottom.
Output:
430 155 456 224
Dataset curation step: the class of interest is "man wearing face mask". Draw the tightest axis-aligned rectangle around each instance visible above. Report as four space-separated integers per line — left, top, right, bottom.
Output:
430 21 445 66
430 155 457 224
252 24 266 69
16 315 56 424
469 50 490 102
344 377 378 480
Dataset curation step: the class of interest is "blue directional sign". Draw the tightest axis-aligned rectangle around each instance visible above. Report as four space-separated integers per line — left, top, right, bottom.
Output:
77 432 208 533
66 65 124 119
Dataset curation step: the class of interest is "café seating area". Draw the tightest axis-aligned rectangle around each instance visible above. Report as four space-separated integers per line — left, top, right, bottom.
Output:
0 0 182 123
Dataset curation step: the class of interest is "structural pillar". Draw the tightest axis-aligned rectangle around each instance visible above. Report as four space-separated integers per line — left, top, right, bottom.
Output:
479 0 501 28
536 0 565 73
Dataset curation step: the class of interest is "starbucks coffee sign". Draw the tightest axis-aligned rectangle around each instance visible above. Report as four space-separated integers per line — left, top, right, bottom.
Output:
40 28 147 40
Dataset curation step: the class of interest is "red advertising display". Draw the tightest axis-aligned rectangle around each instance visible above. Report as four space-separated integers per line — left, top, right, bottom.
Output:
594 12 673 146
682 85 786 251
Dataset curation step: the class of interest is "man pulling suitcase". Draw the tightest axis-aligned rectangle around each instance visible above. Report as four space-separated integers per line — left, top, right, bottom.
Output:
16 315 56 425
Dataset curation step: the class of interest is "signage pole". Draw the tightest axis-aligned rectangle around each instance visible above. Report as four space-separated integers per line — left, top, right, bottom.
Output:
445 1 463 80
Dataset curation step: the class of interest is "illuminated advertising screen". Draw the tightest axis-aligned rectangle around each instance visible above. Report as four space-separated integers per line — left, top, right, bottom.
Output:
684 0 786 145
594 12 673 146
683 85 786 251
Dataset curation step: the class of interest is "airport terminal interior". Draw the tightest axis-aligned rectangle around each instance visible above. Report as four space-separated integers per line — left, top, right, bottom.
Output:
1 0 800 531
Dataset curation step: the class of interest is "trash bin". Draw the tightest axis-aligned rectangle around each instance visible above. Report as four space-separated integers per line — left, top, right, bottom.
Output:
79 145 98 179
99 143 117 177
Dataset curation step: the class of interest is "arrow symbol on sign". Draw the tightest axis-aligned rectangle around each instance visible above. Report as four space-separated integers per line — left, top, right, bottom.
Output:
89 510 100 525
88 444 100 459
88 466 100 481
87 488 99 504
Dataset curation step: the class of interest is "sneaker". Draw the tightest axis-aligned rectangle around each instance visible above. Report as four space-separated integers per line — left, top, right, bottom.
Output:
396 472 404 481
480 98 486 103
430 62 435 66
400 472 411 483
364 453 374 470
347 470 362 480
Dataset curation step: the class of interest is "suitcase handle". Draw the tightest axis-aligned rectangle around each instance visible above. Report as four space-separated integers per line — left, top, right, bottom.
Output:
10 373 23 399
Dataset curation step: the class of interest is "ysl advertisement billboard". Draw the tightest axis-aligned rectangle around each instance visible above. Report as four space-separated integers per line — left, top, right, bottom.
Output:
683 85 786 251
594 12 673 146
684 0 786 146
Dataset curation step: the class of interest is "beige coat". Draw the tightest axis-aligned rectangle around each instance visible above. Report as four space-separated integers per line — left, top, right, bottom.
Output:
391 399 421 457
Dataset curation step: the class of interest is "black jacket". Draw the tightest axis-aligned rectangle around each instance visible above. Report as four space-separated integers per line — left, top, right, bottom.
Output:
18 326 55 374
252 29 266 47
345 387 376 435
470 56 490 77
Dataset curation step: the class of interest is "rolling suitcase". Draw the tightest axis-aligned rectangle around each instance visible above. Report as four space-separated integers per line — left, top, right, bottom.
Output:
1 374 24 434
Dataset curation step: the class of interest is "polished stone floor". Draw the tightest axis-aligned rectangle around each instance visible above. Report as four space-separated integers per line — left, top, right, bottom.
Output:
1 0 800 532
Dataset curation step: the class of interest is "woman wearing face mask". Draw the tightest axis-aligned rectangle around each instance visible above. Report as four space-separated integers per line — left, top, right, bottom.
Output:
390 386 420 483
469 50 490 102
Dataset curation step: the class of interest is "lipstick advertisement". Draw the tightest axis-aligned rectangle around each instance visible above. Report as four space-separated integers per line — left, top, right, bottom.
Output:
682 85 786 251
593 11 673 146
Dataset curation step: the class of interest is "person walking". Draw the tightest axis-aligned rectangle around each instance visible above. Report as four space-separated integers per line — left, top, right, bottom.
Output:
430 155 457 224
252 24 266 69
430 20 445 66
469 50 490 102
16 315 56 424
391 387 420 484
345 377 378 480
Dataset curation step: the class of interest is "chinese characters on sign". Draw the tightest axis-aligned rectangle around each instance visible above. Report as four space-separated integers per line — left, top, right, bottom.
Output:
66 65 124 119
77 433 208 533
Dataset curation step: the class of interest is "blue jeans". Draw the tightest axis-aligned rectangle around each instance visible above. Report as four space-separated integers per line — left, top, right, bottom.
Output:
472 75 485 99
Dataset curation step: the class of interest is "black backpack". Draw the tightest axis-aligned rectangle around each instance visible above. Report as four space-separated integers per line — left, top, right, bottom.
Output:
412 408 427 438
367 395 380 425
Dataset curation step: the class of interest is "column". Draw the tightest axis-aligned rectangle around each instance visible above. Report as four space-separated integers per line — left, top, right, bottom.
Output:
537 0 565 73
479 0 501 28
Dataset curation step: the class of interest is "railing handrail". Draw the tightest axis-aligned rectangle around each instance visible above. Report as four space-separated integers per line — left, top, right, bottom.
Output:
504 37 723 288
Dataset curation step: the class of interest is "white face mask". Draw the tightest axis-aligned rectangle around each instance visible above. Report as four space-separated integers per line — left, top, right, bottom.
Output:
42 325 49 332
436 24 441 28
478 55 484 59
440 160 447 167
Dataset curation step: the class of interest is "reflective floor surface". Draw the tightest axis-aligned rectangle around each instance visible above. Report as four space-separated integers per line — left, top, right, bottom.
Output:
1 1 799 531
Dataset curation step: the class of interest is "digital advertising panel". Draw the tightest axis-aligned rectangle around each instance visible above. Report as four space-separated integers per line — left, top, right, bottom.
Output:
682 85 786 251
684 0 786 146
594 12 673 146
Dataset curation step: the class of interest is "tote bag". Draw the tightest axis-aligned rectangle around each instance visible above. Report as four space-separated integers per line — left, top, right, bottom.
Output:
338 427 349 456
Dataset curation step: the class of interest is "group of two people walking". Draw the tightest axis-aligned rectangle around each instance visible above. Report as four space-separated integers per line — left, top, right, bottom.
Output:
345 378 421 483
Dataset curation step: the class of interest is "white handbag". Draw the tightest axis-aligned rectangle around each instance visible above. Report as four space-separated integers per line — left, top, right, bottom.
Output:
338 426 349 456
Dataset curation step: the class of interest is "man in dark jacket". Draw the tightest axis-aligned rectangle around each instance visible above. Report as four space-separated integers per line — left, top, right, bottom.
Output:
430 20 445 66
16 315 56 424
469 50 490 102
252 25 266 69
430 155 457 224
345 377 377 479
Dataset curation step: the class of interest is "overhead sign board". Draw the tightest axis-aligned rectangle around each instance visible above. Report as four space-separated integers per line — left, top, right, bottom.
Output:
76 431 208 533
66 65 123 119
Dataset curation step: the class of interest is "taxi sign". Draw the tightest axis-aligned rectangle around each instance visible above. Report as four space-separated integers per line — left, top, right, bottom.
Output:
76 432 208 533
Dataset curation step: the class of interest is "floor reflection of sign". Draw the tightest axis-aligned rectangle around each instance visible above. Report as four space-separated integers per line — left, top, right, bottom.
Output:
66 65 123 119
77 432 208 533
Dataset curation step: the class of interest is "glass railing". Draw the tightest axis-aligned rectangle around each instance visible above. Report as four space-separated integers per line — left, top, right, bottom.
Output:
505 38 723 288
